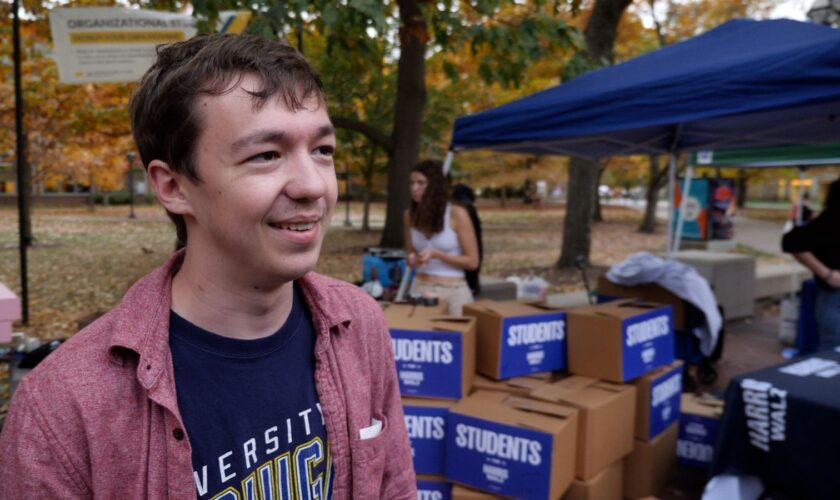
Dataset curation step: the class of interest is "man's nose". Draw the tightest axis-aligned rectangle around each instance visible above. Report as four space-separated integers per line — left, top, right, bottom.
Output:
285 153 331 200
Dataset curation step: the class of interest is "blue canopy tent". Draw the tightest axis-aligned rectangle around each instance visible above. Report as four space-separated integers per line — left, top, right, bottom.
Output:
446 18 840 252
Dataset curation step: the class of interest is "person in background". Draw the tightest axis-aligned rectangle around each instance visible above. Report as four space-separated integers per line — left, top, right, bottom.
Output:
790 190 815 226
452 183 483 297
0 34 415 499
782 179 840 350
404 160 479 315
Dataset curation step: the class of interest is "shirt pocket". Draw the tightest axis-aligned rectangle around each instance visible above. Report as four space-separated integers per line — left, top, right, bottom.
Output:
350 412 388 499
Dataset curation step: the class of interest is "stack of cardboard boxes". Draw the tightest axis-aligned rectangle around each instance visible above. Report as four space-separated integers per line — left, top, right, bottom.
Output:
388 297 685 499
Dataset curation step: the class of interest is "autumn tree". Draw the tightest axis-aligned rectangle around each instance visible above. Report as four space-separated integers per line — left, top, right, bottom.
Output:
629 0 776 233
0 1 136 200
557 0 632 268
193 1 580 247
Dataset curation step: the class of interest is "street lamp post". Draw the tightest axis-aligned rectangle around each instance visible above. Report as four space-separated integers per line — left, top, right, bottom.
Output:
126 151 136 219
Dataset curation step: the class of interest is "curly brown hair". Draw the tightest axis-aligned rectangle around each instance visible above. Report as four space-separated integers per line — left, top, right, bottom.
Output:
410 159 450 236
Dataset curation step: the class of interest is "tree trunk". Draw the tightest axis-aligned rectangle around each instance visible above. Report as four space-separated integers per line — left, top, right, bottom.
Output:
363 189 372 231
558 156 599 267
593 163 606 222
584 0 634 65
379 0 427 248
557 0 632 267
639 155 661 233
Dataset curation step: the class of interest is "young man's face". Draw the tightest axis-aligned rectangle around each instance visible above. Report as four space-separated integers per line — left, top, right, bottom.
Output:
180 74 337 285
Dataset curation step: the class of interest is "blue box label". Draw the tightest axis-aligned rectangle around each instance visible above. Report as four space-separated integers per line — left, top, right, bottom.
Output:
621 307 675 381
404 405 449 475
445 413 553 499
391 329 463 399
677 413 720 467
417 479 452 500
647 364 683 439
498 312 567 378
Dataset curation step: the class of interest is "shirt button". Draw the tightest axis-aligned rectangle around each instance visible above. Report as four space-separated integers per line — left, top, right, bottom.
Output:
172 428 185 441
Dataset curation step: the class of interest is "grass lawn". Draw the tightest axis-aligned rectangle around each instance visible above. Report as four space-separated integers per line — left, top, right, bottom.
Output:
0 201 667 340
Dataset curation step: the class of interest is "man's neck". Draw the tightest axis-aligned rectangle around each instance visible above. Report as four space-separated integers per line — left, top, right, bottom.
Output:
170 252 296 340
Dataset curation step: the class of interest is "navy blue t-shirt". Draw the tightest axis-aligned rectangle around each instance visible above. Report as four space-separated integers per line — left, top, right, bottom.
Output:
170 284 332 500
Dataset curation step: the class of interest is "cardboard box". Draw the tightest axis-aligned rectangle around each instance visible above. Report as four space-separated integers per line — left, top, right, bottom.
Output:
623 422 678 499
384 301 448 317
597 275 688 330
530 375 636 480
403 398 453 475
451 484 504 499
463 300 567 380
471 373 552 397
566 299 674 383
678 393 723 468
445 390 578 499
633 360 683 441
417 475 453 500
562 459 623 500
385 306 476 399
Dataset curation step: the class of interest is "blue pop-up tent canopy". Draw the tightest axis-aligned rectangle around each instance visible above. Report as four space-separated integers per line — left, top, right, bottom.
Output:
448 18 840 252
450 18 840 159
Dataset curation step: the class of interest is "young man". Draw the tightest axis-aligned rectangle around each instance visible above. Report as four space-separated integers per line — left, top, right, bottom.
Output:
0 34 415 499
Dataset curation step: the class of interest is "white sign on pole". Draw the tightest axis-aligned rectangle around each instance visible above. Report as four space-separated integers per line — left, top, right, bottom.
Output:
49 7 198 84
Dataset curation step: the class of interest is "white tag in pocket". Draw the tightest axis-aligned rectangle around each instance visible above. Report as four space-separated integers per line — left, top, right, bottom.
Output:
359 418 383 440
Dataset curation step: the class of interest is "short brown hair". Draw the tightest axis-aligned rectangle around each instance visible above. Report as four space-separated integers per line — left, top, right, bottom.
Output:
129 34 325 246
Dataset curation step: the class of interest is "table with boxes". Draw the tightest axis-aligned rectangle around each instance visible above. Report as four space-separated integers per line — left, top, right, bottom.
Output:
384 295 707 499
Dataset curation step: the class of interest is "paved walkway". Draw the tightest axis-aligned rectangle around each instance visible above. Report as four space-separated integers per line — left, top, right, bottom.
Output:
731 215 786 256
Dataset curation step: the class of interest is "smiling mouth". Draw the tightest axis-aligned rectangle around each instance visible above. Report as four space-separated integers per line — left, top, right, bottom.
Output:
269 222 317 231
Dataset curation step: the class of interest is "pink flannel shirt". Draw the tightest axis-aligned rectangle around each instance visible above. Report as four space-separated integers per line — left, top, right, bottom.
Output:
0 252 416 499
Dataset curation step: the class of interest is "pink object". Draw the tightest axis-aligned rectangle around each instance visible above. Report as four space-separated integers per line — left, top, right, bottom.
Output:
0 320 10 343
0 282 21 322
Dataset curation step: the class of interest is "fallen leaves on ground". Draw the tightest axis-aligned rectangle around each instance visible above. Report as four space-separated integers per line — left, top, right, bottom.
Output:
0 202 674 341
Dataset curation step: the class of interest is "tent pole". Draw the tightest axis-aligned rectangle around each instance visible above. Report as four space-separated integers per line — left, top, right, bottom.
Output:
673 166 694 253
666 153 677 256
442 150 454 176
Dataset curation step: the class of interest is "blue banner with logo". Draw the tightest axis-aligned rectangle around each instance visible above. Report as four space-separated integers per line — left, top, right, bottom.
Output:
404 404 449 475
416 478 452 500
647 364 683 439
678 413 720 467
498 312 566 379
445 413 553 498
620 306 675 381
391 329 463 399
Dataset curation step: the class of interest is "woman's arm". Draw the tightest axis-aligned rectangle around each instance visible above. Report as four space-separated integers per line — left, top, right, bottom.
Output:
425 205 479 271
792 251 840 288
403 210 422 268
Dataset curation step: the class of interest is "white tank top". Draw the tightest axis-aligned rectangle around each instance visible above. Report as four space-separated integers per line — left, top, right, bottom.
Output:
410 204 465 278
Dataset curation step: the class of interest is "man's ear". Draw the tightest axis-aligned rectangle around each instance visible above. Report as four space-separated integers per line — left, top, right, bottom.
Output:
147 160 193 216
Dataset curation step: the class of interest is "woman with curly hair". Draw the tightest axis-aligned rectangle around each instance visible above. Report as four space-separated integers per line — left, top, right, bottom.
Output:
404 159 479 315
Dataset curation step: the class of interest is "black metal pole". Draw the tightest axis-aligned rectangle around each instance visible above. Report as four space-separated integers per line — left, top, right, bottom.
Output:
12 0 30 325
127 152 136 219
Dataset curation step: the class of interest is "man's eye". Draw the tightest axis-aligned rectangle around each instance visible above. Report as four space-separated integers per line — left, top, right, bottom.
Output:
314 145 335 157
250 151 280 162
